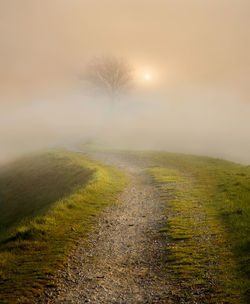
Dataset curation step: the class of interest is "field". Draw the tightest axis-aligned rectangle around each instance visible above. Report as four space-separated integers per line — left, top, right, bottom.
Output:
0 150 127 303
138 151 250 303
0 147 249 303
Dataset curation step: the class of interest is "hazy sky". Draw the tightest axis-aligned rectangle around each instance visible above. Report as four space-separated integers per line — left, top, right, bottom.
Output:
1 0 250 100
0 0 250 163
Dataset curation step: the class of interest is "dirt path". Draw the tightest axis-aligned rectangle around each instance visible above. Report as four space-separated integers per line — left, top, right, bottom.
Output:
36 152 178 304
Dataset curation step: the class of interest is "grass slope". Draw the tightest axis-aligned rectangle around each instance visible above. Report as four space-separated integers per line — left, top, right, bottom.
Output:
140 151 250 303
0 150 127 303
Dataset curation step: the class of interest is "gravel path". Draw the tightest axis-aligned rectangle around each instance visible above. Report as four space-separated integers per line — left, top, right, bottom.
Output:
36 152 179 304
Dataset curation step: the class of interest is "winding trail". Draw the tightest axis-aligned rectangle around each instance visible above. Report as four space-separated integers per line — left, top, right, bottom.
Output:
37 151 179 304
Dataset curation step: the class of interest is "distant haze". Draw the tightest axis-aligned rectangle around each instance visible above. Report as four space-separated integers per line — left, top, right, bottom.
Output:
0 0 250 164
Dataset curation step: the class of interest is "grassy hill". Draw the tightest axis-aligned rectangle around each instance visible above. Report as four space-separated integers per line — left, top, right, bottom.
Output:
0 152 93 229
139 151 250 303
1 146 249 303
0 150 127 303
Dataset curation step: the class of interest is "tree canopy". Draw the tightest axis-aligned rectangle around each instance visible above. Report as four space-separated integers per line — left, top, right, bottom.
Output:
84 56 133 101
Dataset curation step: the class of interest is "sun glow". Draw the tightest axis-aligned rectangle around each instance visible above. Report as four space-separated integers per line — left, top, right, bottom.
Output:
134 66 158 86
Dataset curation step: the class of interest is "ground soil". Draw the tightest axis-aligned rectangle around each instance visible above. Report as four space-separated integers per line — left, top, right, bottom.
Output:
34 152 189 304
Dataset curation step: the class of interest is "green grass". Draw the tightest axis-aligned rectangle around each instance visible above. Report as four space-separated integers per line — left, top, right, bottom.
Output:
0 152 93 229
138 151 250 303
0 150 127 303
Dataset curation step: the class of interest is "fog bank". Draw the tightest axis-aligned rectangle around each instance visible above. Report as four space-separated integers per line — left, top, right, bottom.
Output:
0 1 249 164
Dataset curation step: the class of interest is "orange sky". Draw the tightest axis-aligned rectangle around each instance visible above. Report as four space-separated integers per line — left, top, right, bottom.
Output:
0 0 250 104
0 1 250 164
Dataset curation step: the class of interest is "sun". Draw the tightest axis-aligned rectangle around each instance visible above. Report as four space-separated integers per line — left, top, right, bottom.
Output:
135 68 155 85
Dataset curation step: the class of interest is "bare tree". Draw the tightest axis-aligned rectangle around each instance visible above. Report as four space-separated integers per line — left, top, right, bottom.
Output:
84 56 133 102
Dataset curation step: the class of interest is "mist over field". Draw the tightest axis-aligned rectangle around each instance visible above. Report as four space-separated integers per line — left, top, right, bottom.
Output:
1 0 250 164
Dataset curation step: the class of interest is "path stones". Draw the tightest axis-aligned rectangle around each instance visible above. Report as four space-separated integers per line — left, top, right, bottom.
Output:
35 152 196 303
